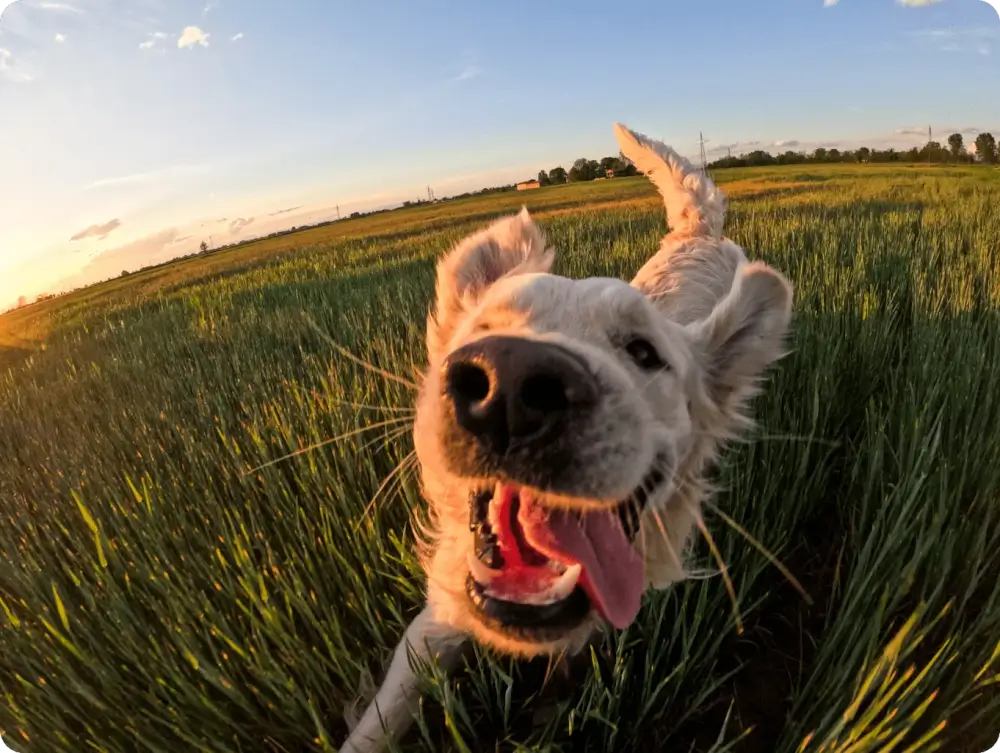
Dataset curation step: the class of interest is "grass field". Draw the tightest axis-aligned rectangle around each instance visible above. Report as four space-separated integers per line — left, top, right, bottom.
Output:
2 165 1000 752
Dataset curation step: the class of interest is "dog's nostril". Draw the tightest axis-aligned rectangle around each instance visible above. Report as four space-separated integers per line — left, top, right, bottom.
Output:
520 374 570 413
449 362 491 403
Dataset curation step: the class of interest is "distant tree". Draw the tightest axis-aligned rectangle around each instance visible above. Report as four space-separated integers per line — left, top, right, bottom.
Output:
919 141 948 163
538 170 551 187
120 270 130 277
615 150 638 176
200 240 209 254
548 166 568 184
813 147 828 162
947 133 965 160
975 132 997 164
827 148 842 162
568 158 597 182
856 147 871 163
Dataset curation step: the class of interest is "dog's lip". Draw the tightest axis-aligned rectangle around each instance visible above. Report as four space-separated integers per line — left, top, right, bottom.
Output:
465 574 591 635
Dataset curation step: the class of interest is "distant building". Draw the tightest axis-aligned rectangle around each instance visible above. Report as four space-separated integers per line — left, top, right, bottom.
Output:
516 179 541 191
606 169 617 178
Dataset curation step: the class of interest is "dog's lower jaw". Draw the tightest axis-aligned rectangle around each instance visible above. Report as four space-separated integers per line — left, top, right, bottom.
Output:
340 607 467 753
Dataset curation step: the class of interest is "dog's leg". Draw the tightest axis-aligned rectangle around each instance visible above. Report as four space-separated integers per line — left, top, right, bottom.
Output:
341 606 467 753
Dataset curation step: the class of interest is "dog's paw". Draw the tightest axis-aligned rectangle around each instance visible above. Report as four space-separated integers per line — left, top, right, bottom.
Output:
343 665 379 733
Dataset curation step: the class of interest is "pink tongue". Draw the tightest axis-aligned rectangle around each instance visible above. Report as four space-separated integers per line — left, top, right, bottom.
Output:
517 492 645 629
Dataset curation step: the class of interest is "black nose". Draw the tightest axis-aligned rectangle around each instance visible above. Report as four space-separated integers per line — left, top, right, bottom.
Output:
442 336 599 455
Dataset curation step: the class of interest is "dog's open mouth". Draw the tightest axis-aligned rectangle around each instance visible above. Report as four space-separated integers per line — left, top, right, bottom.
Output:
465 458 668 636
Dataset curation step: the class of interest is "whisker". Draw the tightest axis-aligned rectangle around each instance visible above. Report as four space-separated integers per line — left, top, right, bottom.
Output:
353 450 419 532
703 500 813 605
751 432 840 448
649 506 685 572
242 416 414 476
688 503 744 635
331 397 415 416
304 313 420 391
357 422 413 456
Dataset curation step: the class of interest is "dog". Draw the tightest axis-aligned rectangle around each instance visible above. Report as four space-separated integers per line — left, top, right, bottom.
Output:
341 123 794 753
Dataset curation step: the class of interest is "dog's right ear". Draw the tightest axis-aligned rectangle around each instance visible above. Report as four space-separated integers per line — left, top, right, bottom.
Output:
427 208 553 359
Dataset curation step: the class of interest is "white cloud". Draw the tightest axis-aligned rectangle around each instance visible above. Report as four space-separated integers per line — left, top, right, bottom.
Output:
980 44 992 55
54 32 66 42
231 32 243 42
0 46 33 82
202 1 217 14
898 0 944 5
773 139 801 148
229 217 255 233
824 0 840 6
178 26 210 49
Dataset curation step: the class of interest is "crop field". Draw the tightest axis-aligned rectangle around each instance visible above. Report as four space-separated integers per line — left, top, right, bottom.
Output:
1 165 1000 752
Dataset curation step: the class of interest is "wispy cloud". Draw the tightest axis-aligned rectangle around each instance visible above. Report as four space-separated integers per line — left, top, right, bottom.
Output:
229 217 254 233
268 206 302 217
773 139 801 148
178 26 210 49
0 47 33 83
70 219 122 242
823 0 840 7
202 1 217 14
452 64 482 83
139 31 169 51
54 32 66 42
35 2 83 13
908 26 997 54
909 27 998 39
82 164 213 191
898 0 944 6
231 32 243 42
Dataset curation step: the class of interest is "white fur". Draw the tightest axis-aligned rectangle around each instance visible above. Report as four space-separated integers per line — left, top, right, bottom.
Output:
341 123 794 753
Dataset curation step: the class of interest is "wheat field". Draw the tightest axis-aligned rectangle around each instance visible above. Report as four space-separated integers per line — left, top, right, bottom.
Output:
1 166 999 752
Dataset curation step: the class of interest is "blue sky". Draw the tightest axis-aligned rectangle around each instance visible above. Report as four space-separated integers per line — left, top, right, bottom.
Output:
0 0 998 308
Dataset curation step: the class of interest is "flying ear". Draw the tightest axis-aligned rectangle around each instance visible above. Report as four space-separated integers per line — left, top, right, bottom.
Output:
689 261 793 416
427 208 553 358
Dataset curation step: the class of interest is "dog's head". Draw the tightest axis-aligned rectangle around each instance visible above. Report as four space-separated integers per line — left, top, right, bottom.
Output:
413 195 791 658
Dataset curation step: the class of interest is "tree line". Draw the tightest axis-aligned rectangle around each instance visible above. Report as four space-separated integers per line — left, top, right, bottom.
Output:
708 132 997 169
535 154 640 186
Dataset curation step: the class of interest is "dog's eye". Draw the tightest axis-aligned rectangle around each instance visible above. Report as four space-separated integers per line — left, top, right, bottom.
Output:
625 338 669 371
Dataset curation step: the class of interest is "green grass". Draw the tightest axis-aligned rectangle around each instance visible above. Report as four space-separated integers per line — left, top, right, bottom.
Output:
2 166 1000 752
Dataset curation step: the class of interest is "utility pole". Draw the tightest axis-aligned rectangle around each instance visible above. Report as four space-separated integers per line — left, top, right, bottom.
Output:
928 125 933 164
336 205 340 220
699 132 709 173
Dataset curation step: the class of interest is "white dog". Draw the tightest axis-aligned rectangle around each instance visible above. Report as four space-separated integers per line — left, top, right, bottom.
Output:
342 123 794 753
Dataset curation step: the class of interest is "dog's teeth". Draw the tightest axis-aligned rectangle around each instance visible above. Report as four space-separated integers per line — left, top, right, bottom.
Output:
466 551 502 585
542 563 583 603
